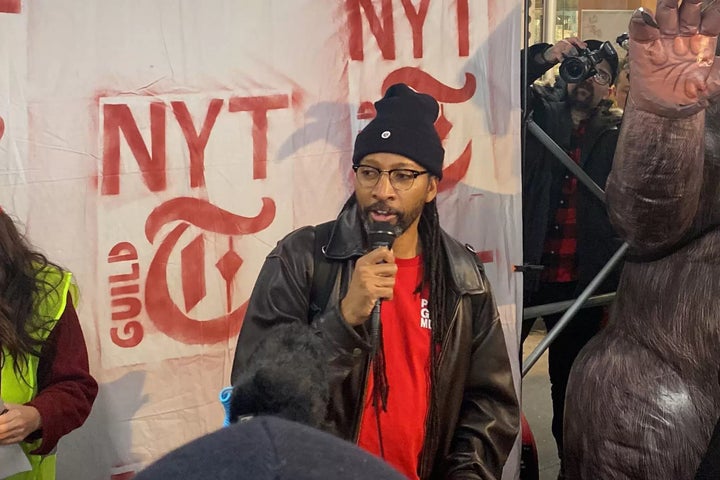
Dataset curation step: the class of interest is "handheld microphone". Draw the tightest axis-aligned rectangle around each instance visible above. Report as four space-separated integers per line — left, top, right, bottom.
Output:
367 221 396 354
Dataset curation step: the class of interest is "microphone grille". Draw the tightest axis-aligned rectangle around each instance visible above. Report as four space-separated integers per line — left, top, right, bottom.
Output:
368 221 396 250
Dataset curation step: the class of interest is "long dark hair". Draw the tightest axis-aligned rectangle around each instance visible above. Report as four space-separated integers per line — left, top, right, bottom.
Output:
229 322 330 429
347 195 449 456
0 211 64 378
416 198 449 457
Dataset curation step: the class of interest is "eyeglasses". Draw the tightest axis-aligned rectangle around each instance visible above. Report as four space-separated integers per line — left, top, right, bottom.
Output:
591 69 612 86
352 165 429 191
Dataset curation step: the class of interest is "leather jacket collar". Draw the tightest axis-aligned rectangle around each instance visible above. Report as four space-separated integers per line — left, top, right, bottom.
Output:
323 200 487 296
323 201 367 260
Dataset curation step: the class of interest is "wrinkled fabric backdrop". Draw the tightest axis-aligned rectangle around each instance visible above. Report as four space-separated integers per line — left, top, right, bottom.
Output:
0 0 522 478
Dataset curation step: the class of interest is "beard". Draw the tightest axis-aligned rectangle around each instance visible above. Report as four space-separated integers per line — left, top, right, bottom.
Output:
359 200 425 238
568 80 595 111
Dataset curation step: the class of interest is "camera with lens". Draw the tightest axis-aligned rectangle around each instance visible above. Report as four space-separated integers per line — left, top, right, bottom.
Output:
559 41 617 84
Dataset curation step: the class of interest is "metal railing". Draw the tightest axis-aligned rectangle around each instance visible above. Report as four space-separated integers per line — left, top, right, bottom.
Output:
521 243 628 377
523 292 616 320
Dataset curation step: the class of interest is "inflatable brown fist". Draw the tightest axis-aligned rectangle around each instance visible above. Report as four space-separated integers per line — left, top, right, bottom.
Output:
563 1 720 478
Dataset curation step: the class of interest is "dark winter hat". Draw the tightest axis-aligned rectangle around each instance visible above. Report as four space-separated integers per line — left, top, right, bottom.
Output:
134 416 406 480
352 83 444 179
584 39 619 84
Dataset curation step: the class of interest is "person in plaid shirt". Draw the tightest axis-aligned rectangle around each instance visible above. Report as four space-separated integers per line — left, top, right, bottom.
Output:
521 37 624 478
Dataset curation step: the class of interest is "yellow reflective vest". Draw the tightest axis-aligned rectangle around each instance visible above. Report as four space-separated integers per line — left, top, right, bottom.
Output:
2 267 76 480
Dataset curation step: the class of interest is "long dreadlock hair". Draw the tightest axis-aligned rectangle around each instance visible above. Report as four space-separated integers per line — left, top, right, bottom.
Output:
347 195 449 455
0 210 65 380
415 197 449 455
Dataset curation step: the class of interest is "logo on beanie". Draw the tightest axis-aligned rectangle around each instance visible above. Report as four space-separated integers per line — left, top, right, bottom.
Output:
381 130 391 139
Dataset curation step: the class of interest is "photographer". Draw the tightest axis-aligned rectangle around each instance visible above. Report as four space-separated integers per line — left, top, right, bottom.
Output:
520 37 623 478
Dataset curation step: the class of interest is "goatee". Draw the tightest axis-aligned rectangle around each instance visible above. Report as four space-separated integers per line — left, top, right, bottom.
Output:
569 81 595 111
360 201 407 237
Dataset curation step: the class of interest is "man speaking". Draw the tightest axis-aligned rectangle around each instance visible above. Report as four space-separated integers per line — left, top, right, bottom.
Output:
231 83 518 480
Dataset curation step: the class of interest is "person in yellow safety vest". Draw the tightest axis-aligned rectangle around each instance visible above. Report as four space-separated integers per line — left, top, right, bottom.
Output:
0 208 98 480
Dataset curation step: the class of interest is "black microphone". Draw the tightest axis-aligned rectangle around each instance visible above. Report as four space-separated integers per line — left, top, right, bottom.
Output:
367 221 396 354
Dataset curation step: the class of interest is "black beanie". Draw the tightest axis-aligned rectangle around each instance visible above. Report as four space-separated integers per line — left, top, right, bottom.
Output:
134 416 406 480
584 39 619 84
352 83 445 179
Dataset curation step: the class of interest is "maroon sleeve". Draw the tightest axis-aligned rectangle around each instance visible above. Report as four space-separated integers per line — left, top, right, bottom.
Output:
25 294 98 455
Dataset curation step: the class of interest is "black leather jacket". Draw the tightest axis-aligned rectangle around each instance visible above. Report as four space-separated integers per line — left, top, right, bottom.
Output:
231 203 519 479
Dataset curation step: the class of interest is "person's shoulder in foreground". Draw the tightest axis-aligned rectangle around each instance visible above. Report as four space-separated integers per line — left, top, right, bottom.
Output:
135 415 405 480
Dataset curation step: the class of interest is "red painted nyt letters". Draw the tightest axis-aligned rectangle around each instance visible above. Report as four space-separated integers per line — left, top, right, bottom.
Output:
346 0 470 59
101 94 284 348
0 0 21 14
100 1 479 350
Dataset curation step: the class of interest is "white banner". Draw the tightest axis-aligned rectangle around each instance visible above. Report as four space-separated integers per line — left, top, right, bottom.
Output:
0 1 522 478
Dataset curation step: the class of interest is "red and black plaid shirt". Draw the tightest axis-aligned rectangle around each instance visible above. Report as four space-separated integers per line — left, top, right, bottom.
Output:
540 120 587 283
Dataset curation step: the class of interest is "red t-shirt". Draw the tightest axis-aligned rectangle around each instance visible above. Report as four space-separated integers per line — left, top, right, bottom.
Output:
357 256 432 480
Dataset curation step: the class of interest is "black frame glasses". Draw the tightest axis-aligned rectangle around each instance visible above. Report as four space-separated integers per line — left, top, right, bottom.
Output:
352 165 429 191
591 69 612 86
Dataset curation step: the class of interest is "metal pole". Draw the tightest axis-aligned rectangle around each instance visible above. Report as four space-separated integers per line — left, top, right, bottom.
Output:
526 119 606 203
521 242 629 377
523 292 616 320
543 0 557 45
522 0 532 166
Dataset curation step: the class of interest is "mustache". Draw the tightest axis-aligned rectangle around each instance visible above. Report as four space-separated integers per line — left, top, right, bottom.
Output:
573 81 594 94
364 202 401 216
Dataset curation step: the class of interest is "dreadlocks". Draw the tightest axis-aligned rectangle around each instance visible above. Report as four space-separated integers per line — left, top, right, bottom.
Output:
416 198 449 456
347 193 450 458
0 211 64 379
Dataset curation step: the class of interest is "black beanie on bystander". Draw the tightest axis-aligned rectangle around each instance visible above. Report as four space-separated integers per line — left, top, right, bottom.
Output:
134 416 406 480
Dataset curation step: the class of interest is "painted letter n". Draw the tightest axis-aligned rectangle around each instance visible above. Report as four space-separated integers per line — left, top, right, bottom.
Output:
102 102 166 196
